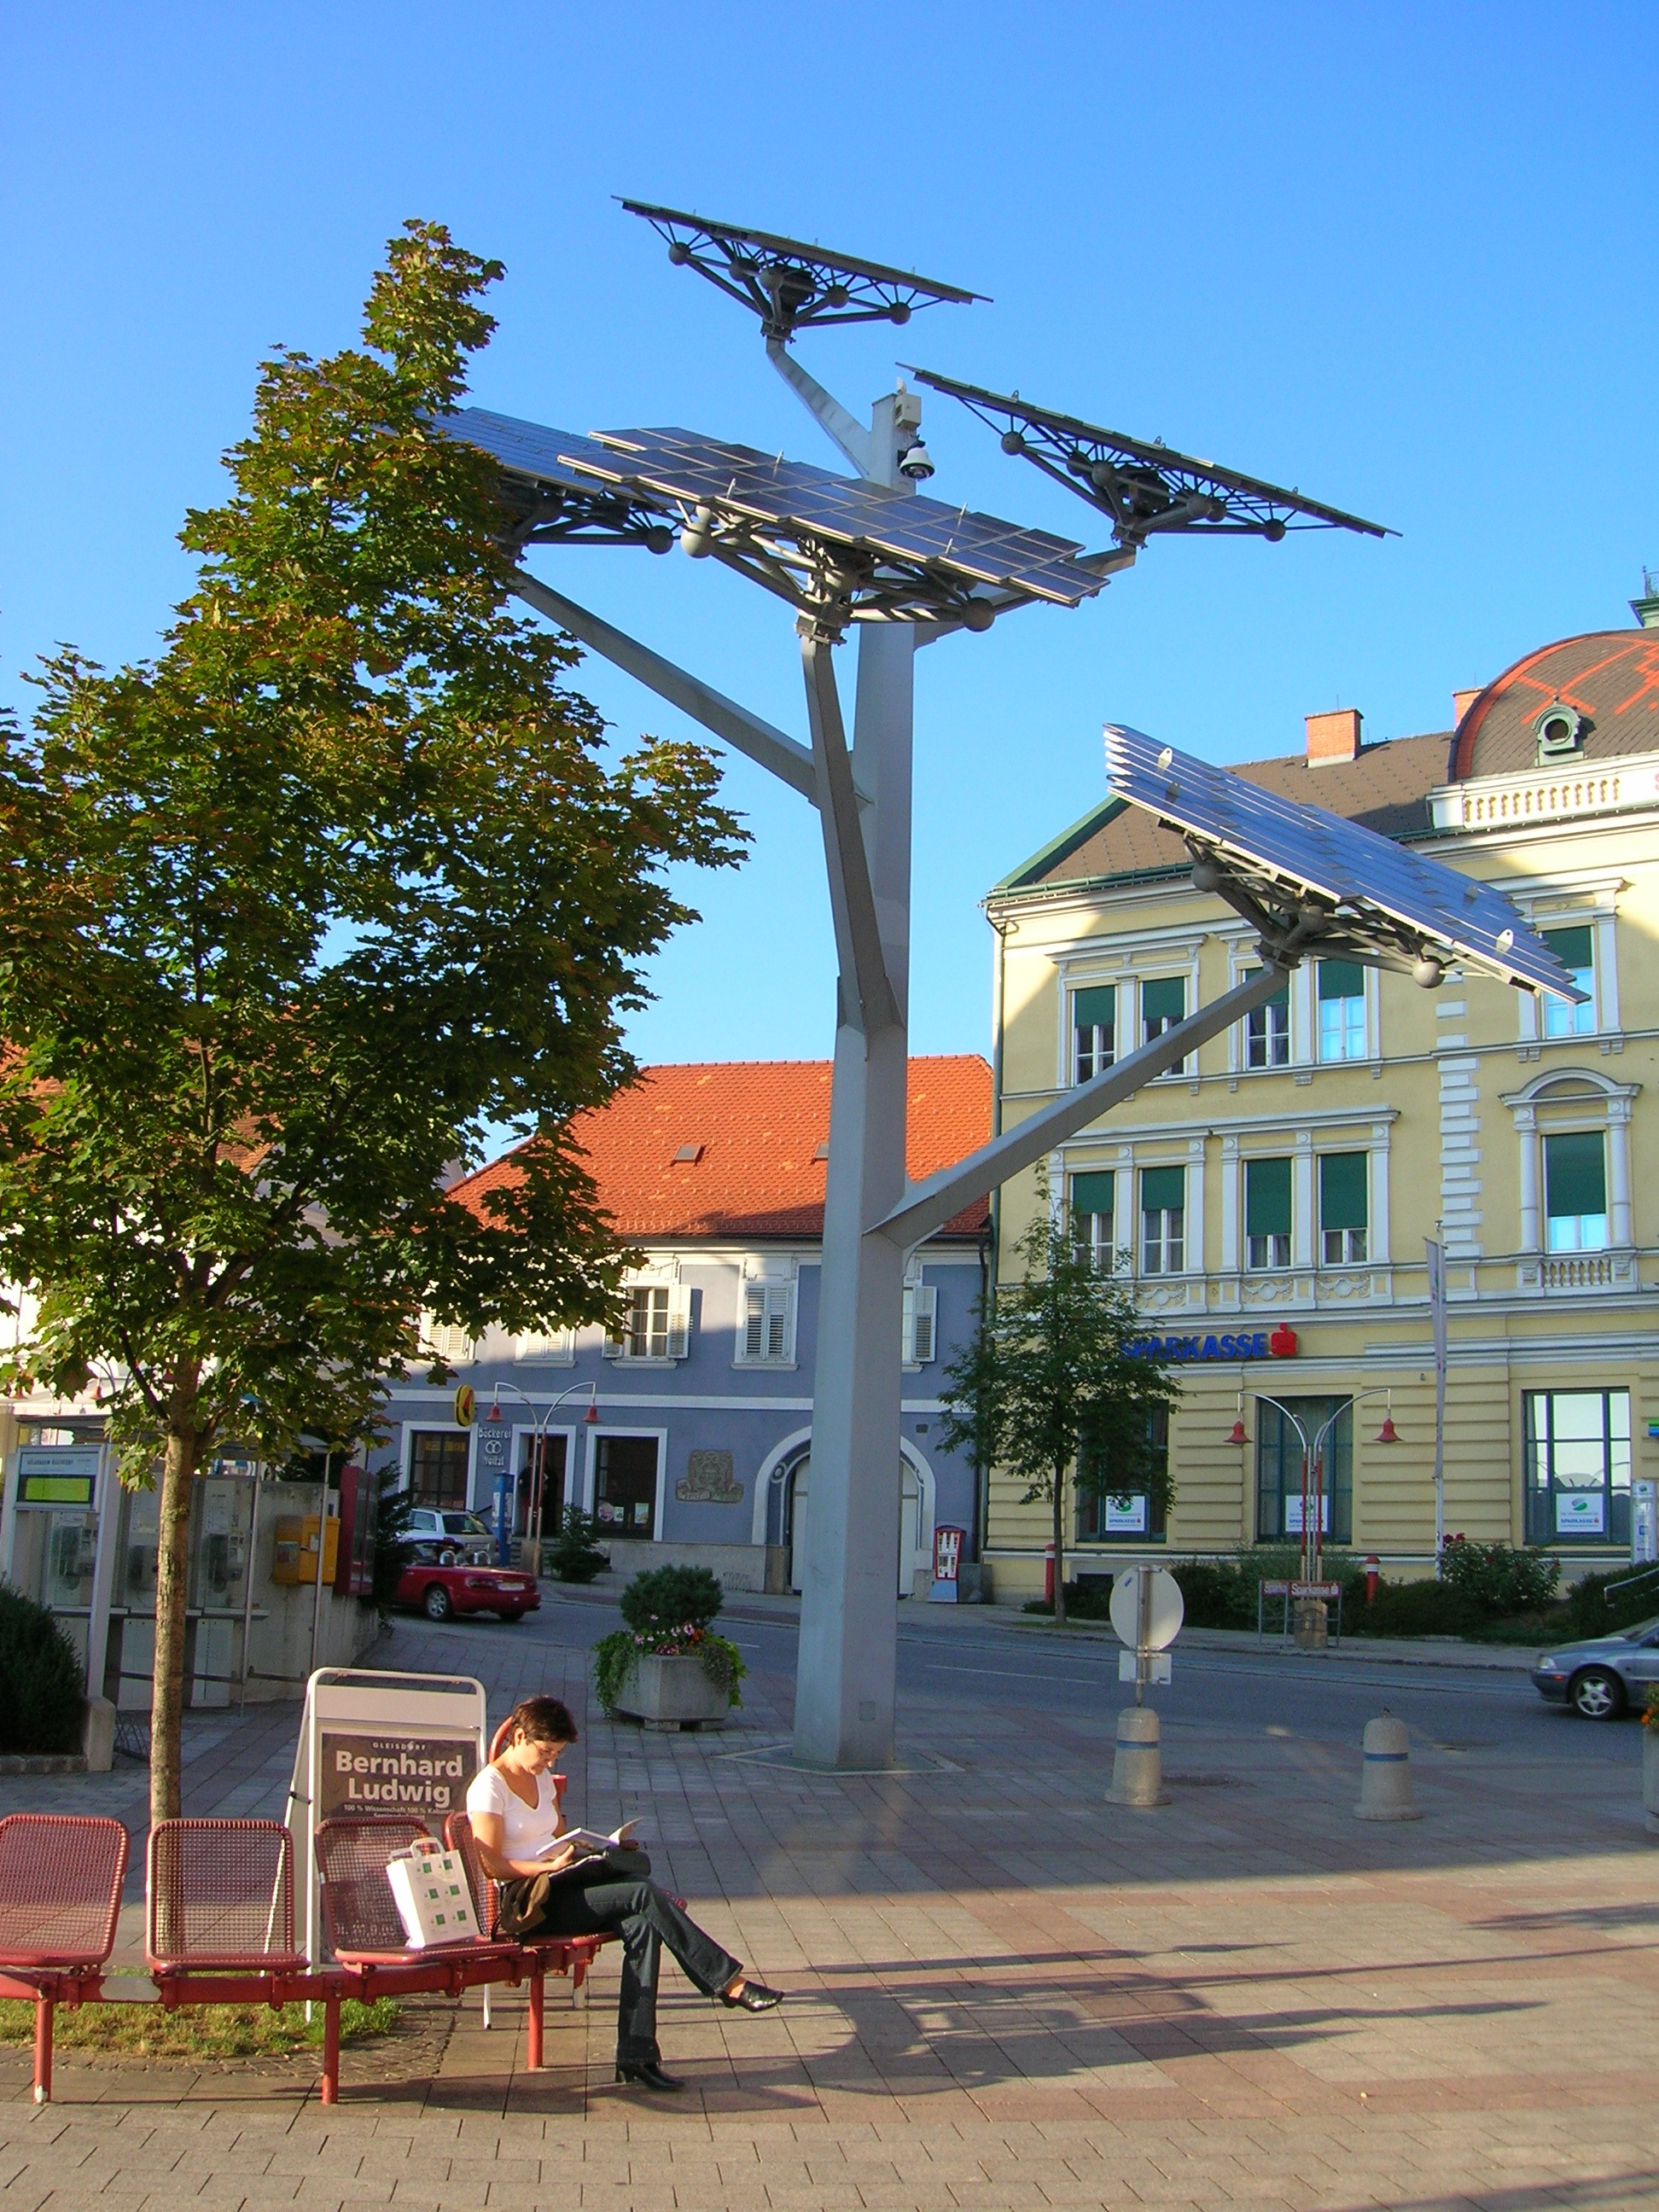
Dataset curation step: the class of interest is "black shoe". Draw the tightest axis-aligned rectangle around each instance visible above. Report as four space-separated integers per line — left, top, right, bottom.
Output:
614 2060 684 2092
720 1980 783 2012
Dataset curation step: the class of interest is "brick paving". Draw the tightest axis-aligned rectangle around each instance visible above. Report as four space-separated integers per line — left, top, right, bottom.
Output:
2 1609 1656 2209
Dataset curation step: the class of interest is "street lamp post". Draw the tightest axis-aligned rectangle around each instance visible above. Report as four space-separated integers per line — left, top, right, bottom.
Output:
1246 1388 1398 1600
484 1378 598 1577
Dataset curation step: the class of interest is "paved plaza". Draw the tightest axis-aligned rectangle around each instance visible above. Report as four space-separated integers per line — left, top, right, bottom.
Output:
2 1598 1656 2211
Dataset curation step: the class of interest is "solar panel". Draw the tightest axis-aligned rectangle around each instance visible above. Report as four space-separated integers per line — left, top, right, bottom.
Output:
1103 725 1585 1004
441 408 1104 620
444 409 678 554
578 427 1099 605
619 200 986 340
911 369 1392 544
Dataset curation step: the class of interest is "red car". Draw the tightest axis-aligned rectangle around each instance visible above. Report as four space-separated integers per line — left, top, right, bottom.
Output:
394 1544 541 1623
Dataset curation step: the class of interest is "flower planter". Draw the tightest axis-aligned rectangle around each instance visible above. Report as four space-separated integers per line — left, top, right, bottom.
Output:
614 1651 730 1731
1644 1724 1659 1838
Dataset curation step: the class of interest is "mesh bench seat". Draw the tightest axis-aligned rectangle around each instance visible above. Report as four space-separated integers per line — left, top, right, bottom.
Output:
0 1813 129 2103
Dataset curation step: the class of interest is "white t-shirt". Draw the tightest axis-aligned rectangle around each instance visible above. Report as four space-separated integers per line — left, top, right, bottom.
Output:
465 1765 560 1860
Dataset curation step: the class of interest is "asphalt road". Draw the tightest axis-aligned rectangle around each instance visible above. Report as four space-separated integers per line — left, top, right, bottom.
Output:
484 1586 1633 1773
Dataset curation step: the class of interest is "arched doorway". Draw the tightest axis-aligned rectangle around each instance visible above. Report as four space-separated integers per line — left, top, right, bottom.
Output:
783 1447 933 1598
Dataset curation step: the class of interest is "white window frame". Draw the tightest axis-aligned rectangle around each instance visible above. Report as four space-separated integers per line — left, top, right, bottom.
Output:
606 1280 691 1363
1511 885 1621 1045
737 1280 796 1365
1315 958 1371 1063
580 1424 669 1537
1069 981 1117 1085
1316 1148 1371 1267
902 1280 939 1367
1502 1069 1636 1254
421 1318 476 1365
1139 973 1190 1079
510 1327 576 1365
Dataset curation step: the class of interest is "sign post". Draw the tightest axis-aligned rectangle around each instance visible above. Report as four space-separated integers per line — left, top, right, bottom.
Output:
1426 1233 1447 1573
286 1668 488 1964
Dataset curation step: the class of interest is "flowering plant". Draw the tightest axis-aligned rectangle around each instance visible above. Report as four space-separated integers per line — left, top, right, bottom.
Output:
1644 1685 1659 1732
591 1566 747 1715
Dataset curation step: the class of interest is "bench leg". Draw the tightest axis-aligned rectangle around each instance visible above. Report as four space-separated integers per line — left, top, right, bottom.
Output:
319 1993 341 2106
571 1959 587 2011
527 1970 544 2070
32 1994 52 2104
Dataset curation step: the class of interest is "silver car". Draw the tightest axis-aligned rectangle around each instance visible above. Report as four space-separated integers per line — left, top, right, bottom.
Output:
1531 1614 1659 1719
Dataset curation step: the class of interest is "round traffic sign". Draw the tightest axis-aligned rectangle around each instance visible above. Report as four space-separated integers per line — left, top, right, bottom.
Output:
453 1384 476 1427
1109 1566 1185 1651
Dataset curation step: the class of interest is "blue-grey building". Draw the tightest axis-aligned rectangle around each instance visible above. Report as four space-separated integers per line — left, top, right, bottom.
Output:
370 1057 992 1595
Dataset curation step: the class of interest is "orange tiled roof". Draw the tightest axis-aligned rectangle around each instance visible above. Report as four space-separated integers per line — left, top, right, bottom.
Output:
450 1056 992 1242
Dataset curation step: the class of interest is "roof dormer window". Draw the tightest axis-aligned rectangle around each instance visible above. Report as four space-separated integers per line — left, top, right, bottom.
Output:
1534 702 1586 763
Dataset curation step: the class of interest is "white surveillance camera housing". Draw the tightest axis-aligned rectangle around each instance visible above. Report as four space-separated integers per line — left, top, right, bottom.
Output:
898 439 935 481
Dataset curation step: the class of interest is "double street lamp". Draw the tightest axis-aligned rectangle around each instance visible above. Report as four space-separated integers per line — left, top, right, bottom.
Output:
484 1378 598 1576
1237 1388 1399 1587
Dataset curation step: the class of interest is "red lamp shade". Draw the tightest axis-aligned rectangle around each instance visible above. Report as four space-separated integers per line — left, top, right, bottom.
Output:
584 1399 601 1424
1227 1417 1247 1446
1377 1413 1400 1443
486 1400 502 1424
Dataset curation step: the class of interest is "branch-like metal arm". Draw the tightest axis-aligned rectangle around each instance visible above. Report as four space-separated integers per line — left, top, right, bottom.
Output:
872 964 1290 1245
802 632 899 1034
509 570 842 804
767 340 873 477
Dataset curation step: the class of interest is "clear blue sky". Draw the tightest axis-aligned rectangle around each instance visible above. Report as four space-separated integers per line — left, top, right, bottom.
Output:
4 4 1656 1071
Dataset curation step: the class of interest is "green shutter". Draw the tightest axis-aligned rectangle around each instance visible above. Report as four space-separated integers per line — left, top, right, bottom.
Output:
1069 1171 1114 1219
1545 1132 1605 1218
1543 925 1593 973
1141 1165 1185 1214
1319 1150 1368 1231
1074 985 1115 1030
1317 958 1365 1002
1142 976 1185 1026
1245 1156 1292 1237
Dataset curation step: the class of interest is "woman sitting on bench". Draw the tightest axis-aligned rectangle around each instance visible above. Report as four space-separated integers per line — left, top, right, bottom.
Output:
466 1695 781 2093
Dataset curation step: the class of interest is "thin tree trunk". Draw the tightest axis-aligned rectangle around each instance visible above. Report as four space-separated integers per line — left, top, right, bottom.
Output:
151 1409 201 1825
1051 1461 1068 1627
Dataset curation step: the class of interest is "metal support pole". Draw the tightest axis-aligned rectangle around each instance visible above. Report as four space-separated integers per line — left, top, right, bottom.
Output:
792 393 915 1773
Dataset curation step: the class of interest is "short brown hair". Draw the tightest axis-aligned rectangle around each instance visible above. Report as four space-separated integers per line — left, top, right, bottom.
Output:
504 1696 577 1748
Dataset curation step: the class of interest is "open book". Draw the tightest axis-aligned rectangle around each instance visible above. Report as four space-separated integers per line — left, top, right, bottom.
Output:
537 1820 637 1860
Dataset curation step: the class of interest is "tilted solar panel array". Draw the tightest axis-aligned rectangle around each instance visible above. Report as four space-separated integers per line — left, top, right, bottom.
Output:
440 409 1103 609
1103 725 1583 1004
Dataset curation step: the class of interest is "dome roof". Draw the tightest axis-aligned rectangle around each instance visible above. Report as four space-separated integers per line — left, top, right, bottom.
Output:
1451 628 1659 781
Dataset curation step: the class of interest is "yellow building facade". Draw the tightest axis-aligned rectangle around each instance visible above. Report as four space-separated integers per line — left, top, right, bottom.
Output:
984 614 1659 1597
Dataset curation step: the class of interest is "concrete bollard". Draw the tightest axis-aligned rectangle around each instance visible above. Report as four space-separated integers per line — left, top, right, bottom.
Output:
1354 1711 1422 1821
1106 1705 1169 1807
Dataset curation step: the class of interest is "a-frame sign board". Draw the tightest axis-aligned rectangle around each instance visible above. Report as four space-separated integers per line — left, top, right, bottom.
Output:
285 1668 488 1964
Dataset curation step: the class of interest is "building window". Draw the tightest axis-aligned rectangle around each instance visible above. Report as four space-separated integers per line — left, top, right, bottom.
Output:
608 1284 690 1360
1317 959 1367 1062
1142 975 1185 1052
1077 1406 1168 1542
1073 985 1115 1082
1540 925 1596 1038
901 1283 938 1365
1245 970 1290 1068
1245 1156 1292 1271
1544 1132 1607 1251
593 1434 660 1539
1319 1150 1369 1265
512 1327 575 1364
1255 1397 1352 1545
409 1430 470 1511
1525 1390 1629 1545
1068 1170 1115 1270
740 1284 793 1364
1140 1165 1185 1274
424 1322 474 1365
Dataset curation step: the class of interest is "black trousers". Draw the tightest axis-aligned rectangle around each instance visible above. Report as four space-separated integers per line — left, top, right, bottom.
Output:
530 1871 742 2064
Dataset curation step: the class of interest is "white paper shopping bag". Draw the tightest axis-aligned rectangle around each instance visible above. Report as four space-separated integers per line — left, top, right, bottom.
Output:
385 1839 480 1949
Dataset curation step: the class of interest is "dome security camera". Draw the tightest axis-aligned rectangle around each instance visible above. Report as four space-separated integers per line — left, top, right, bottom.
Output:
897 439 935 481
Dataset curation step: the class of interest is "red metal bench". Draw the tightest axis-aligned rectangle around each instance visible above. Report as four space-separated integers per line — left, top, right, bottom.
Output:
0 1813 129 2104
444 1808 609 2010
146 1816 324 2062
314 1813 545 2093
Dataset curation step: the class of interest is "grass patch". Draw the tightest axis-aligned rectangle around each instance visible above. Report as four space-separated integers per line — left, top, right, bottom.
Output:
0 1995 399 2060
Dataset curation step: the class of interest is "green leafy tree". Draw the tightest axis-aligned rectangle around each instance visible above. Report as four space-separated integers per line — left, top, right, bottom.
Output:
939 1188 1179 1625
0 223 744 1820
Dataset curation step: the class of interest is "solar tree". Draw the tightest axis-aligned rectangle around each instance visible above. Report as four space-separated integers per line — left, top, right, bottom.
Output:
439 203 1579 1771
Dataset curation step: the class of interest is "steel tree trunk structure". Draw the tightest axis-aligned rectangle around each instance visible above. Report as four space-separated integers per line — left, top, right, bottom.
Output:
462 203 1395 1770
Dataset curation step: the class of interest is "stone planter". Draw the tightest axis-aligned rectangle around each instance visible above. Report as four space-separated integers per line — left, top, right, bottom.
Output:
614 1651 730 1732
1643 1722 1659 1837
